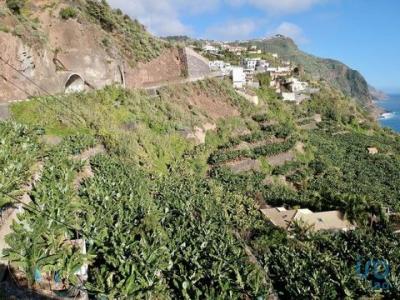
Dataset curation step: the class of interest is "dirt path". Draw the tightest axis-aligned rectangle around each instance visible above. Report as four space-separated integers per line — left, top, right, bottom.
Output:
72 144 105 161
143 72 222 91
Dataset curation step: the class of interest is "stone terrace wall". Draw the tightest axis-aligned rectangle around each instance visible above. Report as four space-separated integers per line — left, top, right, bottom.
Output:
125 48 185 88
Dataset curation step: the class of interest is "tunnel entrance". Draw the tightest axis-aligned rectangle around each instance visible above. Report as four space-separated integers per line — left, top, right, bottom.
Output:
65 74 85 94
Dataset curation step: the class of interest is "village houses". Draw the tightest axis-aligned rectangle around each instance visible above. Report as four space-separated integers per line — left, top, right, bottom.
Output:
202 44 219 54
206 44 316 105
232 67 246 89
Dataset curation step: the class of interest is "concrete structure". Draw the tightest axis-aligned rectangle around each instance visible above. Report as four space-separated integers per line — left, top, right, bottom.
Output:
203 44 219 54
261 207 356 232
223 45 247 55
232 67 246 89
64 73 85 93
286 77 309 93
209 60 232 75
237 90 259 105
209 60 225 71
0 103 9 120
184 47 212 79
243 58 259 71
267 67 292 79
248 46 262 54
368 147 379 155
257 60 270 68
282 92 296 101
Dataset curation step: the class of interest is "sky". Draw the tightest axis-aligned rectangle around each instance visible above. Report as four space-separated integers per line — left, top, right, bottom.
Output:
108 0 400 93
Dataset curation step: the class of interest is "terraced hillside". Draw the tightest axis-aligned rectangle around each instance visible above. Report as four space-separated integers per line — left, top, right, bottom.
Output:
1 76 400 299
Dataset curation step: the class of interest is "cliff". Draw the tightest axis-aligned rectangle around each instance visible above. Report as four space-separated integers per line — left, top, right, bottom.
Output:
0 0 187 101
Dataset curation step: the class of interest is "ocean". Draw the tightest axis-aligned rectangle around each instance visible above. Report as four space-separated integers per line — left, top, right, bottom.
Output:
377 94 400 132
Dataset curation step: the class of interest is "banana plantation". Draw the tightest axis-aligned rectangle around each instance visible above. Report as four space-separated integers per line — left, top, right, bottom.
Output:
1 83 400 299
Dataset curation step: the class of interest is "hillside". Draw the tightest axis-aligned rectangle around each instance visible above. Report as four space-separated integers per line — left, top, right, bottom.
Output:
238 36 373 106
1 2 400 299
0 0 188 102
1 74 400 298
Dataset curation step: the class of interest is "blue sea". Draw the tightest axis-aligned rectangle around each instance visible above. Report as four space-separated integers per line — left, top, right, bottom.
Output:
377 94 400 132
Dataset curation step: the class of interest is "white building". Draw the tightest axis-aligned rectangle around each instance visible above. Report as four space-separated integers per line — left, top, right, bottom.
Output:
249 50 262 55
257 60 270 68
224 45 247 55
209 61 232 75
243 58 261 71
272 53 279 58
287 77 309 92
277 66 291 72
209 60 226 71
203 44 219 54
232 67 246 89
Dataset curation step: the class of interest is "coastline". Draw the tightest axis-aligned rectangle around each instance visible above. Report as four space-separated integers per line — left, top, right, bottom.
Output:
373 94 400 132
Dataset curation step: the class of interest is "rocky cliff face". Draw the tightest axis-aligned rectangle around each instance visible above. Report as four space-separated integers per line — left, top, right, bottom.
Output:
0 0 186 102
245 36 374 106
369 85 388 101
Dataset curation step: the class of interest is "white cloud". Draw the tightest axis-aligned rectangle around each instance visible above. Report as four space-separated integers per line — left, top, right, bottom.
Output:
176 0 220 14
251 0 323 13
205 20 257 40
269 22 309 43
226 0 325 14
108 0 192 36
108 0 325 37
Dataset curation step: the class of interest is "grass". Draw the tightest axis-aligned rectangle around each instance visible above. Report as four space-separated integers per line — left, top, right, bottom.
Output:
10 83 231 174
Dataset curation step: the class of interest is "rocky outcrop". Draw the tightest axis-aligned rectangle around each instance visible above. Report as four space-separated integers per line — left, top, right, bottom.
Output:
0 11 126 101
125 48 185 88
0 1 189 102
369 85 388 100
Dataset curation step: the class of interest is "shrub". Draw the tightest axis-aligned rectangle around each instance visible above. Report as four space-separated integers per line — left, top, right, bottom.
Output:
59 7 78 20
252 114 269 123
86 0 116 32
0 24 10 33
6 0 26 14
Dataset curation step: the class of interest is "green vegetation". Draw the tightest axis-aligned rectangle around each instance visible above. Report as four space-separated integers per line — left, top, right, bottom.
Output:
78 156 270 298
208 137 296 165
59 7 78 20
6 0 26 14
0 122 40 209
84 0 166 64
4 135 96 288
3 77 400 298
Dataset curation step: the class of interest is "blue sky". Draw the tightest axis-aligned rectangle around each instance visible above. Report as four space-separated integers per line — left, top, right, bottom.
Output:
109 0 400 93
